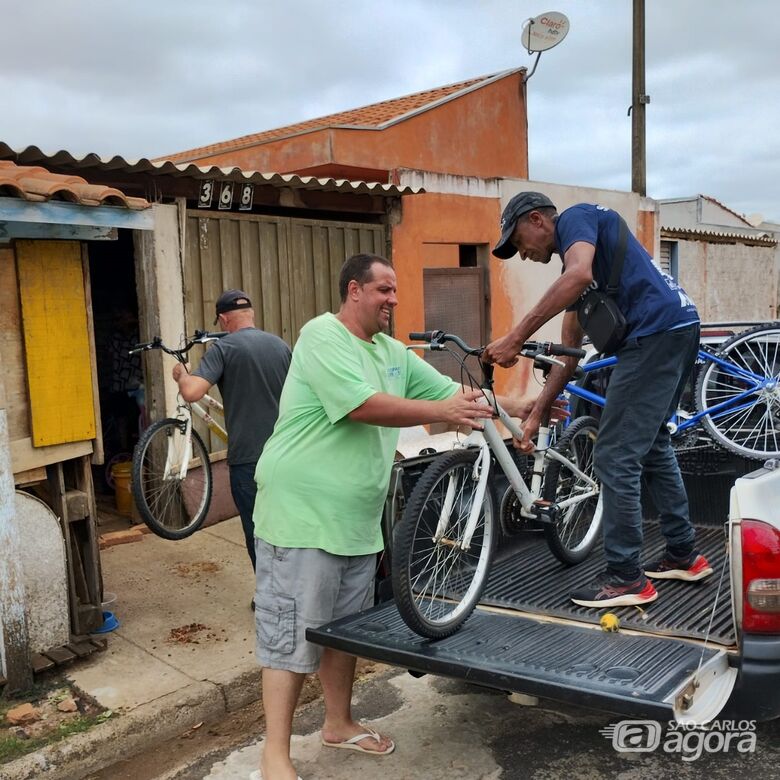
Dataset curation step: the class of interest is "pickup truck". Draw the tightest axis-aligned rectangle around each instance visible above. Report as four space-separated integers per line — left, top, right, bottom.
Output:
309 445 780 724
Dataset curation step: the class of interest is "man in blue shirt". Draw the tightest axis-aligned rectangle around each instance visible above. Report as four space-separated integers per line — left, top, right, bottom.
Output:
484 192 712 608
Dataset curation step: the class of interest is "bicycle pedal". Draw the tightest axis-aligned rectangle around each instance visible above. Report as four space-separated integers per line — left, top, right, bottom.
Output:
531 499 558 525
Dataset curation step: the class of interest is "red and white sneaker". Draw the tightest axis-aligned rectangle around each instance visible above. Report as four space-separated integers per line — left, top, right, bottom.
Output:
644 552 713 582
570 571 658 608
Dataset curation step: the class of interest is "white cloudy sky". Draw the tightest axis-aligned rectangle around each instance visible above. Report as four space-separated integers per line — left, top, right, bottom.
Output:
3 0 779 222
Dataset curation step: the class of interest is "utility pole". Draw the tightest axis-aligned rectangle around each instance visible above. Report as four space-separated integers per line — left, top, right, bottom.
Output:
631 0 649 196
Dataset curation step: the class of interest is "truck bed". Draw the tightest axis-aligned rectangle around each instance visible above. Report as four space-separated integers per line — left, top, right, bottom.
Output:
480 521 733 645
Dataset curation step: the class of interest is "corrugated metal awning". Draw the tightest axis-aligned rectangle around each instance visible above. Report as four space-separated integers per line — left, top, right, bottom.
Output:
661 225 776 247
0 143 422 197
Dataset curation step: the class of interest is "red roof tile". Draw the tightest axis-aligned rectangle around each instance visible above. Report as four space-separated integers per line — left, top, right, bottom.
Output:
159 71 515 164
0 161 150 209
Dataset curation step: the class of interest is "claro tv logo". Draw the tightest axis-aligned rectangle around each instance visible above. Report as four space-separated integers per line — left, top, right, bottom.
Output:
600 720 757 761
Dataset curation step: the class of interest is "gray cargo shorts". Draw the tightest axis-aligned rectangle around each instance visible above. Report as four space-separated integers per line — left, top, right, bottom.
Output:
254 537 376 673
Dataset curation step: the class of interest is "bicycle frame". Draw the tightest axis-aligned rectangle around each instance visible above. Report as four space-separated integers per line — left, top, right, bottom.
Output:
190 393 227 442
443 400 599 551
565 347 773 435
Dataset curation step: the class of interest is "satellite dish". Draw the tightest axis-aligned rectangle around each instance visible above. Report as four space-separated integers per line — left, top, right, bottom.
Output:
521 11 570 53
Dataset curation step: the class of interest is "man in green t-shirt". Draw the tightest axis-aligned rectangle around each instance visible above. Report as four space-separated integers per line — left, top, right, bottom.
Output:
252 253 524 780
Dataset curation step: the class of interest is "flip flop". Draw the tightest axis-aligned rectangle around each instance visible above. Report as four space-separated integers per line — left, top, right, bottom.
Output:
321 727 395 756
249 771 302 780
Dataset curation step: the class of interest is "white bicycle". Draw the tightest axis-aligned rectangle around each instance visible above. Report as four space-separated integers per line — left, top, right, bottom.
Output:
130 331 227 540
391 331 603 639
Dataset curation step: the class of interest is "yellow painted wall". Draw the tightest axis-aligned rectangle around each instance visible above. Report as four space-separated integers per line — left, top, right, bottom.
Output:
16 241 96 446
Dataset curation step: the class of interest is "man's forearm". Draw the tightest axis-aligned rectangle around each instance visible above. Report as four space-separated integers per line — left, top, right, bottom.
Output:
349 393 450 427
531 361 576 418
175 373 210 403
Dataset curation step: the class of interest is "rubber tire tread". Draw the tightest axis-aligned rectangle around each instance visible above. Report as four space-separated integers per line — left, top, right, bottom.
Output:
391 448 497 640
694 322 780 459
542 415 601 565
132 418 213 540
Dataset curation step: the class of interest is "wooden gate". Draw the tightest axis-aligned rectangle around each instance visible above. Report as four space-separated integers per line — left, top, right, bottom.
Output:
182 211 385 451
184 212 385 344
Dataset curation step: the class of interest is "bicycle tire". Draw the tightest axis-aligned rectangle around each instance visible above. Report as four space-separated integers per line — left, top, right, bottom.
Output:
132 418 213 540
391 448 497 639
695 323 780 459
542 415 603 565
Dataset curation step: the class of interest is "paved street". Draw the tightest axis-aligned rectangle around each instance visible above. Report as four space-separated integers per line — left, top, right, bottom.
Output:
170 668 780 780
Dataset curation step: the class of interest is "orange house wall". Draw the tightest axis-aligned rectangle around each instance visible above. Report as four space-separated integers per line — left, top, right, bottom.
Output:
636 209 656 255
188 74 528 180
329 75 527 179
391 192 520 397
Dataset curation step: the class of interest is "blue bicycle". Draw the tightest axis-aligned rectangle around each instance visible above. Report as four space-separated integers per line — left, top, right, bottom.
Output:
564 322 780 460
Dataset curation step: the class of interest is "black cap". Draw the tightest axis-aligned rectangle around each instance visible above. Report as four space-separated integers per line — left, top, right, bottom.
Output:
492 191 556 259
214 289 252 323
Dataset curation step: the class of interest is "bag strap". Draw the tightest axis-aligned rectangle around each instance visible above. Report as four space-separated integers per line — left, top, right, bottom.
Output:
606 215 629 296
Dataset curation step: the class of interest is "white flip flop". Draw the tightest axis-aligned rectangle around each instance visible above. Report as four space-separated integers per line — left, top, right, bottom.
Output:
321 727 395 756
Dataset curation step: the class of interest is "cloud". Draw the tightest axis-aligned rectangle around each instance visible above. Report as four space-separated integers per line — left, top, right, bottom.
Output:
2 0 778 220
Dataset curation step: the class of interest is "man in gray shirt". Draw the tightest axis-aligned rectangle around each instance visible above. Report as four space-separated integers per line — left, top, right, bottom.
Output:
173 290 291 573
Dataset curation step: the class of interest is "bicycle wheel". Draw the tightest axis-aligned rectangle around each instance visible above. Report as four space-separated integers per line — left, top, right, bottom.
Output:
132 419 213 540
391 448 497 639
542 416 602 565
695 323 780 459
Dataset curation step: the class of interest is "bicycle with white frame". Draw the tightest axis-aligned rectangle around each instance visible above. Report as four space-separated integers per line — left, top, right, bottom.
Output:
391 330 602 639
130 331 228 540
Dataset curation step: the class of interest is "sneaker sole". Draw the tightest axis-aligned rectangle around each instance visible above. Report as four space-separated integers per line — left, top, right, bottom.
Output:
644 567 714 582
570 591 659 608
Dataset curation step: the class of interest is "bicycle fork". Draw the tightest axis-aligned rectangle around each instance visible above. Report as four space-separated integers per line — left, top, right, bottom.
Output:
433 441 492 552
164 407 194 481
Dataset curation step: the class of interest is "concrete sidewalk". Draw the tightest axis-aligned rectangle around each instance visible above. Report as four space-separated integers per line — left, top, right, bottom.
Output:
5 517 261 780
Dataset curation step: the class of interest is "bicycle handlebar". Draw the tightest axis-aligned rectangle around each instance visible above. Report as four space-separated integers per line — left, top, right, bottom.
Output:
407 331 586 362
408 330 483 356
129 331 227 360
546 344 587 359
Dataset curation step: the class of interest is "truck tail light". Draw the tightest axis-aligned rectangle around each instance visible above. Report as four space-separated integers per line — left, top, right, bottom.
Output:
741 519 780 633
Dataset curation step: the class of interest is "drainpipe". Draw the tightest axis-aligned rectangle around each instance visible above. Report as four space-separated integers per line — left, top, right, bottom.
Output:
0 399 33 692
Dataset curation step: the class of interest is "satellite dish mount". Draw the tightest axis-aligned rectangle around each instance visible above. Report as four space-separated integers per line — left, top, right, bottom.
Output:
521 11 570 81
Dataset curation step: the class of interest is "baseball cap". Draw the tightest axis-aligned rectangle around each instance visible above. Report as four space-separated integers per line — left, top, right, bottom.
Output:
214 289 252 323
492 191 556 259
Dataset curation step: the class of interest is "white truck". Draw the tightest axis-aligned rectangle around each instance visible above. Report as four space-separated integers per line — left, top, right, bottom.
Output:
310 454 780 724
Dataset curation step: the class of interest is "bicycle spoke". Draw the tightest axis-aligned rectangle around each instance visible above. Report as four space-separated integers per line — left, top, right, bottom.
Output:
401 455 493 627
542 416 602 565
696 326 780 458
412 470 475 606
133 419 213 539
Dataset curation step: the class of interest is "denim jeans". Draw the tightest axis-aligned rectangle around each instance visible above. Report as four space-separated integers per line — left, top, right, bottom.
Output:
592 323 700 578
229 462 258 571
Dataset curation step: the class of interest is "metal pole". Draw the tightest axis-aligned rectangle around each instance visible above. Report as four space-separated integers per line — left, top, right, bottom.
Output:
631 0 648 196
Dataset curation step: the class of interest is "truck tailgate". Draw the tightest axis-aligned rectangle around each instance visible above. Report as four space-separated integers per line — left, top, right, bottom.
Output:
309 601 734 720
309 521 737 721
